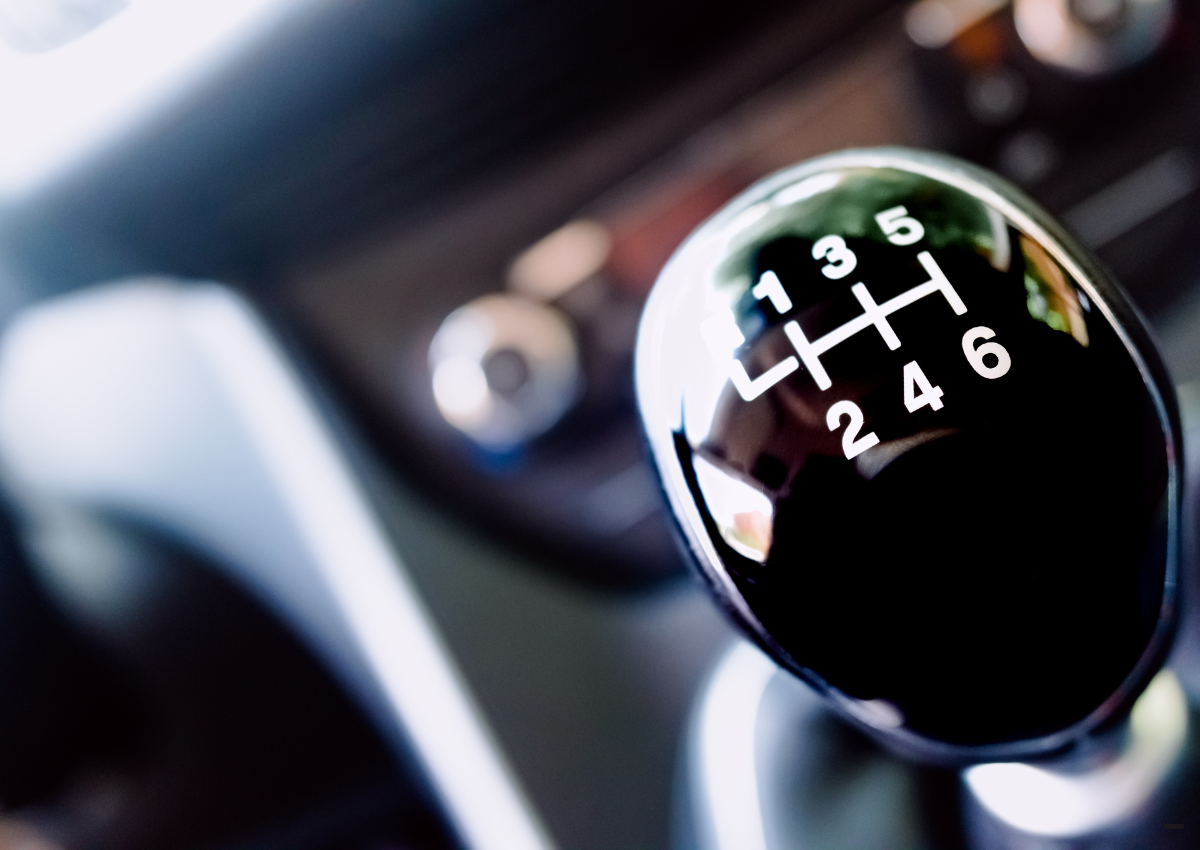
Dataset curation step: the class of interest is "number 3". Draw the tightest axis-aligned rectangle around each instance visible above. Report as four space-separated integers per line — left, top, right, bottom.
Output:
812 235 857 279
827 400 880 460
875 206 925 246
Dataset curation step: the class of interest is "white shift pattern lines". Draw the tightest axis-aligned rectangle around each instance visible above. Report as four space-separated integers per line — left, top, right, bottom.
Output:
703 251 967 399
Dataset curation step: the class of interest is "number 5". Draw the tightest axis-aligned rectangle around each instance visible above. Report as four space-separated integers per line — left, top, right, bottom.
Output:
875 206 925 246
827 400 880 460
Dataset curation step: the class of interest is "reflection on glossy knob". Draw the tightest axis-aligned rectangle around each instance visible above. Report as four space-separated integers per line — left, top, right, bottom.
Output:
635 148 1181 762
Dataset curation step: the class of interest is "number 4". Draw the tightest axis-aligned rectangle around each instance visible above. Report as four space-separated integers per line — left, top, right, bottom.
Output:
903 360 944 412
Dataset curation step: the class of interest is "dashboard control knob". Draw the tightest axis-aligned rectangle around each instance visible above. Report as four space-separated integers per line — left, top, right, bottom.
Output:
430 294 582 450
635 148 1181 761
1014 0 1175 75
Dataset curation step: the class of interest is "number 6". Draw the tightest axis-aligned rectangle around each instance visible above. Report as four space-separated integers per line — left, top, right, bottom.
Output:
827 400 880 460
875 206 925 246
962 326 1011 379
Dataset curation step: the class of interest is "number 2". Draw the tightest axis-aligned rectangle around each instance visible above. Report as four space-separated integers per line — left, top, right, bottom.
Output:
903 360 944 412
875 206 925 246
827 400 880 460
812 235 857 279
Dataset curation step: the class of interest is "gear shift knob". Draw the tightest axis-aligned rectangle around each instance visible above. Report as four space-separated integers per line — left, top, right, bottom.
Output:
636 148 1181 762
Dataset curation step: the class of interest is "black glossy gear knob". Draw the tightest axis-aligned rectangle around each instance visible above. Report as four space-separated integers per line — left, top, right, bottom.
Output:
635 148 1181 762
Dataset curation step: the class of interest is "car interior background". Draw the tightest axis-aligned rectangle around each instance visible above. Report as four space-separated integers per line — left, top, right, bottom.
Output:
0 0 1198 848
